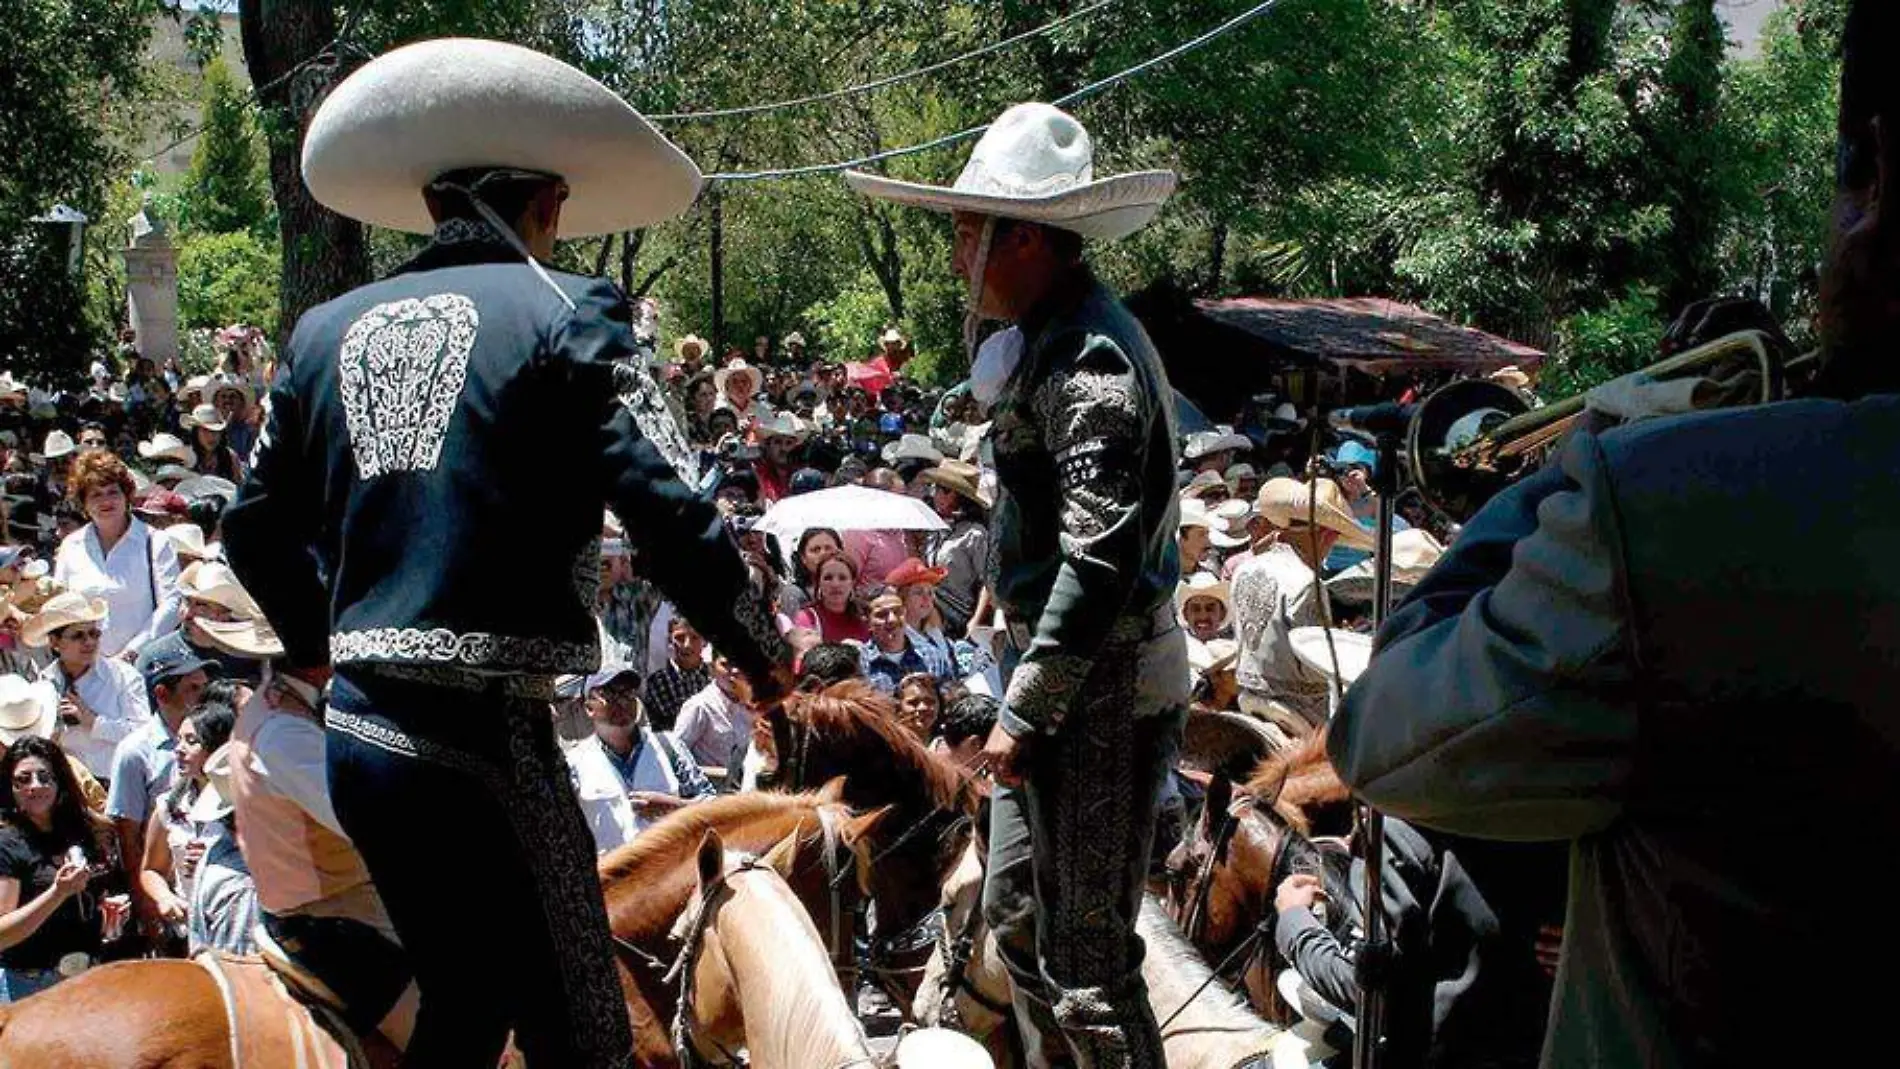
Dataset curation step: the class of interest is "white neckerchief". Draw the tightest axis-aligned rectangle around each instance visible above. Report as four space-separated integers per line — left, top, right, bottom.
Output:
970 326 1025 407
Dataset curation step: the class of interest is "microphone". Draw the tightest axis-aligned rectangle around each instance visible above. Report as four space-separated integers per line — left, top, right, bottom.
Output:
1328 402 1416 439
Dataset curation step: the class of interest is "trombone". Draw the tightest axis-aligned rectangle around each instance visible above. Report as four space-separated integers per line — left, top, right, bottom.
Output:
1405 330 1801 521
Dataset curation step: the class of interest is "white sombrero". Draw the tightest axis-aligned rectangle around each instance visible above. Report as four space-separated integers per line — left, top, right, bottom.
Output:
302 38 702 238
845 103 1176 242
1289 627 1373 687
894 1027 993 1069
137 432 194 466
0 674 57 745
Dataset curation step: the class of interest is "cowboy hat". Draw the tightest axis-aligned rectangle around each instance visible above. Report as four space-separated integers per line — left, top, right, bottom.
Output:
1289 626 1373 687
1180 470 1229 501
155 464 196 487
181 404 228 433
302 38 702 238
1255 478 1377 552
0 675 57 745
40 430 75 461
174 476 239 505
206 374 255 411
753 410 809 442
1188 636 1239 679
188 743 236 824
1175 573 1231 627
846 103 1176 242
915 460 991 510
134 488 190 521
675 334 709 360
179 375 211 407
781 332 806 349
714 360 763 400
880 433 943 467
22 591 108 649
1324 528 1446 606
1183 429 1252 461
1207 498 1255 551
894 1027 992 1069
1181 705 1284 782
160 523 211 563
878 327 907 348
137 432 194 466
192 616 285 660
1177 496 1214 532
180 561 263 620
0 373 27 403
1490 365 1532 390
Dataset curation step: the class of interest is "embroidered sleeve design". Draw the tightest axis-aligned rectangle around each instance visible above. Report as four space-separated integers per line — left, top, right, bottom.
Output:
337 293 479 479
1003 652 1093 732
611 358 703 490
1032 353 1145 542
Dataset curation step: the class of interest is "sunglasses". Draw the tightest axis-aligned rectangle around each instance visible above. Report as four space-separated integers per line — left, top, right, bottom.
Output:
56 627 103 642
12 769 56 788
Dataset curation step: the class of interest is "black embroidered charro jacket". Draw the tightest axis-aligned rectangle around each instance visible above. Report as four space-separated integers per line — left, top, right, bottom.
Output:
987 275 1186 737
223 220 789 690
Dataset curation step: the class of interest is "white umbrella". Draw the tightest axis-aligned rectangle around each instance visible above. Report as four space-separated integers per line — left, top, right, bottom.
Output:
757 485 948 538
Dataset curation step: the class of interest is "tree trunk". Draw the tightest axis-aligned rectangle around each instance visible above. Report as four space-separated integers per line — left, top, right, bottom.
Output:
1659 0 1725 319
1206 220 1229 295
240 0 369 351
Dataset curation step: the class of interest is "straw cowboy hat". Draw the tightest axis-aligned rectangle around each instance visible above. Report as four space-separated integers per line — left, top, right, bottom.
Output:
193 616 285 660
1255 478 1377 552
175 476 239 505
1175 572 1231 628
206 373 255 411
22 591 108 649
915 460 992 510
1180 470 1229 501
1177 496 1215 532
714 360 763 401
137 432 194 467
180 375 211 408
161 523 212 564
302 38 702 238
878 327 907 348
881 433 944 466
181 403 228 433
180 561 264 620
1289 626 1373 688
675 334 709 360
1325 528 1447 606
1183 429 1252 462
1490 365 1532 390
40 430 76 461
1207 497 1255 551
782 332 807 349
188 742 237 824
0 675 57 745
846 102 1176 242
753 410 809 442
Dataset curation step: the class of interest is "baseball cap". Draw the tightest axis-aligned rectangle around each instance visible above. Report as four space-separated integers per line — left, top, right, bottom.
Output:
584 662 642 695
136 637 215 688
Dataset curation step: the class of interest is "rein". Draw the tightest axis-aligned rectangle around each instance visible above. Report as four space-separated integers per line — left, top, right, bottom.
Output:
1157 797 1293 1035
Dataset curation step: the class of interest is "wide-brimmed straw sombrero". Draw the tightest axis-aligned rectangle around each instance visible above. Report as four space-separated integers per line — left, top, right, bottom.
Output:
194 616 286 660
302 38 702 238
846 103 1176 242
0 674 57 745
1256 478 1376 553
21 592 108 649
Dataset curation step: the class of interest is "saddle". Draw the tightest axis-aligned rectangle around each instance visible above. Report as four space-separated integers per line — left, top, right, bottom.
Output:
194 934 401 1069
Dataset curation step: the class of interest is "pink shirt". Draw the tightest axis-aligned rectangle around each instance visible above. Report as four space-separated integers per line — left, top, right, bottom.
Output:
844 529 909 589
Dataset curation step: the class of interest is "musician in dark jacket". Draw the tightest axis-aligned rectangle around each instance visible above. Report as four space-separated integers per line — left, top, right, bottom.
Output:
1329 7 1900 1066
223 39 791 1068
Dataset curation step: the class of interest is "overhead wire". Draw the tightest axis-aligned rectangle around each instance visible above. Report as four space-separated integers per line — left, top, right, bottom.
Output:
702 0 1289 183
647 0 1124 122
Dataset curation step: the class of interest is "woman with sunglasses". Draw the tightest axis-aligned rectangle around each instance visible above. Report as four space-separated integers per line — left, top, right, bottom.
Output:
0 735 129 1001
22 592 152 782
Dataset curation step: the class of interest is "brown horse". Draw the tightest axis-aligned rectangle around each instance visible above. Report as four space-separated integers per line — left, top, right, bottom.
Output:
0 787 882 1069
762 680 984 1014
1162 730 1355 1025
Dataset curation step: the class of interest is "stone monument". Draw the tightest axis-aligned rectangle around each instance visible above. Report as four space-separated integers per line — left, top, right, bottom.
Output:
123 201 179 365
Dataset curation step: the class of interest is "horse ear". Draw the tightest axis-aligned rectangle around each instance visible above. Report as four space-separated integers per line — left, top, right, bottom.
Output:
815 775 848 804
761 829 800 877
839 805 894 847
1201 777 1234 838
696 829 726 890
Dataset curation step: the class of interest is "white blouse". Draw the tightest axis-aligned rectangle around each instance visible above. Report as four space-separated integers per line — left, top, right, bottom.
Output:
53 518 181 658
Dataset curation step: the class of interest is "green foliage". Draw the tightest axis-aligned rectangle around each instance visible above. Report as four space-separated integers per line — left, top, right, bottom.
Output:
1545 287 1665 398
177 229 281 333
179 59 272 237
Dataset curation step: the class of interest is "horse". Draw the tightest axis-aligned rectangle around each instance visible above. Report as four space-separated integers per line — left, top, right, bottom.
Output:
762 680 984 1013
914 831 1309 1069
672 827 994 1069
0 787 882 1069
1161 734 1355 1027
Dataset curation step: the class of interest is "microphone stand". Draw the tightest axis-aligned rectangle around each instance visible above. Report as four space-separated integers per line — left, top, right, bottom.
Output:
1352 429 1400 1069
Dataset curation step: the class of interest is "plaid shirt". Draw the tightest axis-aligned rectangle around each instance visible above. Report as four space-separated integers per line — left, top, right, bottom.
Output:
858 629 958 696
642 660 712 732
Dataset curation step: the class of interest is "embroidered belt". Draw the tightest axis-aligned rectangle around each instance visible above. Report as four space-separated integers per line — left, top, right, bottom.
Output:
351 662 556 702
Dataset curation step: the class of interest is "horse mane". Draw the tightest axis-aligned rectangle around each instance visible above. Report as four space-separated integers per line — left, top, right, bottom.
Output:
1137 895 1280 1042
1241 730 1351 833
785 680 982 816
597 790 831 887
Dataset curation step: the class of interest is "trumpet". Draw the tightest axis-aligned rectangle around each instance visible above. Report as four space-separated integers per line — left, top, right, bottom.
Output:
1407 330 1803 521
